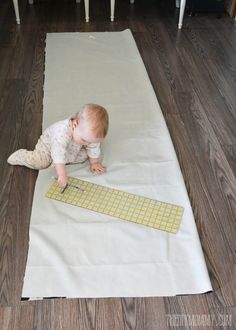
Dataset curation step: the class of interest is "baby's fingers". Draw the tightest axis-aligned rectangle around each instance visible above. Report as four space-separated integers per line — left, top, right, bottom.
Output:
92 164 107 174
97 165 107 173
57 177 68 187
100 166 107 173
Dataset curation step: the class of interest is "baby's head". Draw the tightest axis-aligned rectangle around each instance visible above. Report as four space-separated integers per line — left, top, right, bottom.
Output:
71 104 109 145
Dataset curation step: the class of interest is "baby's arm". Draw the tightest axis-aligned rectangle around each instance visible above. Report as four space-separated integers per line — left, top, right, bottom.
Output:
49 123 70 187
89 158 107 174
55 163 68 187
86 143 106 174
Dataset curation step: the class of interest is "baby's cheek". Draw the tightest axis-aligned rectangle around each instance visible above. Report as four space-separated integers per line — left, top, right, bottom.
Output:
73 134 81 144
73 137 80 144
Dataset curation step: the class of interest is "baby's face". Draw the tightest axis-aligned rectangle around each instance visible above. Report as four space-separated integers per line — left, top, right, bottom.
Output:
72 123 102 145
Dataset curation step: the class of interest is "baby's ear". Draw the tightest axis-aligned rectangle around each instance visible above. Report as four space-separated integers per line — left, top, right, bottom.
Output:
72 119 79 129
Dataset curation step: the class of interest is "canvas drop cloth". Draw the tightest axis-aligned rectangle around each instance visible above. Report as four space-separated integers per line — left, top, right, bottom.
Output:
22 29 212 298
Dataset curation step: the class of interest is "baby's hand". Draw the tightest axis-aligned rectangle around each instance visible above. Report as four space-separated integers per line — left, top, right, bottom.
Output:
90 161 107 174
55 163 68 187
57 174 68 187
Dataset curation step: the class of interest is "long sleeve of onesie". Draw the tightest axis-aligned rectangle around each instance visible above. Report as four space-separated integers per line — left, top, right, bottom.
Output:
42 119 73 164
86 143 101 159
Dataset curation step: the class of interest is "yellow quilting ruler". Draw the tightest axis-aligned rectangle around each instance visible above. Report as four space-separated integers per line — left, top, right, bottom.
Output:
46 177 184 234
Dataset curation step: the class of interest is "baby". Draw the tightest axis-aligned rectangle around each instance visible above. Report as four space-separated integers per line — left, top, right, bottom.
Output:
8 103 109 187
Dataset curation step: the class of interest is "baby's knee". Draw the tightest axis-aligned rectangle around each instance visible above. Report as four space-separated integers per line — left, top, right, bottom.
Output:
26 150 51 169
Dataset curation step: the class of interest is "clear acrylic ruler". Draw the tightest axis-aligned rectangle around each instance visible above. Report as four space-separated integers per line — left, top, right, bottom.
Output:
46 177 184 234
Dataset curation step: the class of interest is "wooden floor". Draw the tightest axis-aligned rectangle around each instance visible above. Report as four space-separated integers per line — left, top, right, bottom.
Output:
0 0 236 328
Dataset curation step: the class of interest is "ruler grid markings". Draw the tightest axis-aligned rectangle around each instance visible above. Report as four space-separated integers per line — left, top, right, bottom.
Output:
46 177 184 233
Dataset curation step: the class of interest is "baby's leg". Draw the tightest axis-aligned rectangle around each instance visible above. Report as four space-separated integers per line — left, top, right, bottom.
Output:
26 140 52 169
7 139 52 170
67 147 88 164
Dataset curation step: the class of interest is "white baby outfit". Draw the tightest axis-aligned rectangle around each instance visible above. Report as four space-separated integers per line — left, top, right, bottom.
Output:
8 118 101 169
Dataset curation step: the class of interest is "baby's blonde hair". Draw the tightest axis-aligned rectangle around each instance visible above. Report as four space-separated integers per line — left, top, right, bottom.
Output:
72 104 109 138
